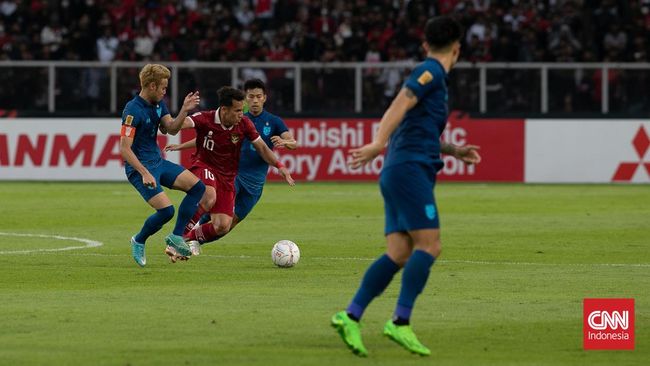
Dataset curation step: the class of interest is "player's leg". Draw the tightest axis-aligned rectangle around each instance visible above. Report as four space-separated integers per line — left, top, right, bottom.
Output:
159 161 205 256
183 184 216 235
179 164 218 239
331 231 408 357
383 228 438 356
185 187 235 245
166 162 206 236
384 163 437 356
165 186 215 262
127 167 176 267
231 183 261 230
331 167 406 357
208 183 259 239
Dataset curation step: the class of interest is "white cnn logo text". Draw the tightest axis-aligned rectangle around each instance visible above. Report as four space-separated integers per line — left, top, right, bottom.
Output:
587 311 629 330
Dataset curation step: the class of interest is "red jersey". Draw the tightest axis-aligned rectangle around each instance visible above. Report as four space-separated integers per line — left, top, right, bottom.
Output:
188 109 260 182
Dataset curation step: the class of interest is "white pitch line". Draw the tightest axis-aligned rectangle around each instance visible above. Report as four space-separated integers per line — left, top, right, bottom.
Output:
2 248 649 268
0 232 103 254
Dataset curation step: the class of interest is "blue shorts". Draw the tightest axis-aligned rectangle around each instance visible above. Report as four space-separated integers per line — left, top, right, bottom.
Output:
127 160 186 202
234 178 263 220
380 162 439 235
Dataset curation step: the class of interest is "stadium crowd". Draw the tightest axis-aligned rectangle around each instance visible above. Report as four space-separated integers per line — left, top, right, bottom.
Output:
1 0 649 63
1 0 649 114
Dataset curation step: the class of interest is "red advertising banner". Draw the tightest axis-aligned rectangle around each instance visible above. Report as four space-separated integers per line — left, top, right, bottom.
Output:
179 112 524 182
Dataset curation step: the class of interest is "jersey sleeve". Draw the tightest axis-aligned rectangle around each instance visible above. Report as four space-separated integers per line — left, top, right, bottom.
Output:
188 111 204 130
159 100 171 119
121 106 142 138
403 64 439 100
243 117 261 141
274 116 289 135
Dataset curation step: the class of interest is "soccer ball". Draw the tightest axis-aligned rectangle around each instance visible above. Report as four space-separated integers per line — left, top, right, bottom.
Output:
271 240 300 268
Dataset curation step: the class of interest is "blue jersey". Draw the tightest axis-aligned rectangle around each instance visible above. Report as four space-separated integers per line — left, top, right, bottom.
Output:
383 57 449 172
121 95 170 175
237 110 288 192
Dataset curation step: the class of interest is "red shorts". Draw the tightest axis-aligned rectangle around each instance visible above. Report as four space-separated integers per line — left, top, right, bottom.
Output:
190 162 235 217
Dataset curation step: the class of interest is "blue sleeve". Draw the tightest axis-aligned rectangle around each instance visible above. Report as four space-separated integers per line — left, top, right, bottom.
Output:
274 116 289 135
403 64 439 100
122 105 143 128
160 101 171 119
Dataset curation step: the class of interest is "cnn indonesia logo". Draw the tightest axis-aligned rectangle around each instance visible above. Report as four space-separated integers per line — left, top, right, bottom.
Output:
583 298 634 350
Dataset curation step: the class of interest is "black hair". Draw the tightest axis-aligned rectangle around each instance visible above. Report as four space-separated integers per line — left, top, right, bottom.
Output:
243 79 267 93
217 86 245 107
424 16 464 51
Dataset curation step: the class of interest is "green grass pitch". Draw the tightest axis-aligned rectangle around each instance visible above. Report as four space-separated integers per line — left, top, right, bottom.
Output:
0 182 648 365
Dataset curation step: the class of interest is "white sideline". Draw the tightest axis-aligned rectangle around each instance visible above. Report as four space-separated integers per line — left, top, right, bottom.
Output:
0 232 103 254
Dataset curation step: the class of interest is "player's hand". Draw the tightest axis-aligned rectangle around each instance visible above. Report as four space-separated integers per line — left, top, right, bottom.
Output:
182 91 200 111
270 136 285 148
348 142 383 169
279 167 295 186
164 143 182 152
455 144 481 165
142 171 157 189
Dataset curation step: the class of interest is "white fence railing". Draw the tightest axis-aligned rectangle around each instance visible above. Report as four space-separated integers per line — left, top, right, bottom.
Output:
1 61 648 115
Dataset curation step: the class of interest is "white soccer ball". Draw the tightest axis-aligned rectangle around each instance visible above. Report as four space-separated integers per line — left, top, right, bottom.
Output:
271 240 300 268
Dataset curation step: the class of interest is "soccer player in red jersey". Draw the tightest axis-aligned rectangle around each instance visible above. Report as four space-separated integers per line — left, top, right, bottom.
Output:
167 86 294 255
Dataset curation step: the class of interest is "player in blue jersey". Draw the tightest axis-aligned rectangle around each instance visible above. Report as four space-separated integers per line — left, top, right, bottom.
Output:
119 63 206 267
331 16 481 357
236 78 297 227
164 79 297 257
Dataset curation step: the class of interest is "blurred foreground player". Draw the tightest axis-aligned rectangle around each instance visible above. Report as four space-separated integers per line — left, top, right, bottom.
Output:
331 16 481 357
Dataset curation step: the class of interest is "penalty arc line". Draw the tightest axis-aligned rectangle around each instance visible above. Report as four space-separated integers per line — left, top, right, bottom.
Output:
0 232 103 254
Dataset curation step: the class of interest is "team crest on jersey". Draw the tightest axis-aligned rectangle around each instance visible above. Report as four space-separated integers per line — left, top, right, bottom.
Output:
231 133 240 144
417 71 433 85
263 125 271 136
124 115 134 125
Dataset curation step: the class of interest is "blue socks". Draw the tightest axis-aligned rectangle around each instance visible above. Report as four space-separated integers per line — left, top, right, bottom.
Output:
394 250 436 323
346 254 400 321
173 181 206 236
134 206 174 244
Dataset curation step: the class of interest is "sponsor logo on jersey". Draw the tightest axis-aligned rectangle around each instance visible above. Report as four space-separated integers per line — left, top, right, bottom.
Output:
417 71 433 85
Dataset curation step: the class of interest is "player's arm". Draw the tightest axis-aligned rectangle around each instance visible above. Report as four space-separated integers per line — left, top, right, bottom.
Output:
270 131 297 150
349 87 418 168
165 138 197 152
252 138 295 186
119 135 157 189
160 92 200 135
441 142 482 165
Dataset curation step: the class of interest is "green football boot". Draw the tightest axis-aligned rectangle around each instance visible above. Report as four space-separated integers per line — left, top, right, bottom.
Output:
330 311 368 357
164 233 192 257
383 320 431 356
131 237 146 267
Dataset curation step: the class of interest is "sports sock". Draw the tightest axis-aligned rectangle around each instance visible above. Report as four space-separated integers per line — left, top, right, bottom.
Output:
134 206 174 244
173 181 205 236
183 207 206 235
346 254 400 321
186 222 219 244
393 250 435 324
